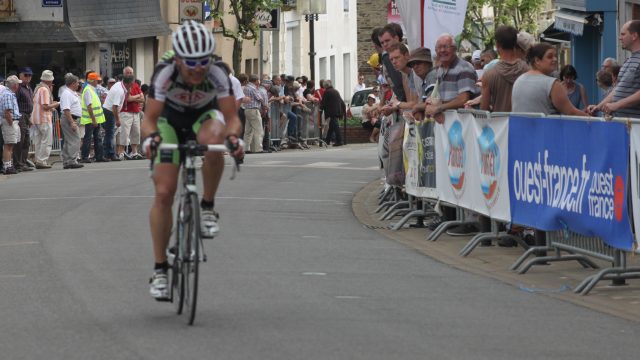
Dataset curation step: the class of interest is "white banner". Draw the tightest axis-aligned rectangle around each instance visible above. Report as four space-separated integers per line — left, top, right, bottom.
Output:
470 113 510 221
630 125 640 250
395 0 424 49
435 111 511 221
436 111 474 208
423 0 469 53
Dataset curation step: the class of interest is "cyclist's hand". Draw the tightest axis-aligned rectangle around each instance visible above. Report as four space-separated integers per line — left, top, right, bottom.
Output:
142 132 162 159
225 135 244 161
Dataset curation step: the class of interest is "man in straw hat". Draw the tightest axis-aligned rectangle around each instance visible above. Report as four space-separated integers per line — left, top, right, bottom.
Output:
31 69 59 169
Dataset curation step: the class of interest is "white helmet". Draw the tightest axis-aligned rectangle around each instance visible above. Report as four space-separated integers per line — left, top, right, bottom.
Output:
172 20 215 59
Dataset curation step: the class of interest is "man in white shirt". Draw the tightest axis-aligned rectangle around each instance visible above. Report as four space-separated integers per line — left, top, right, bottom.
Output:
59 74 83 169
353 74 366 96
103 75 135 161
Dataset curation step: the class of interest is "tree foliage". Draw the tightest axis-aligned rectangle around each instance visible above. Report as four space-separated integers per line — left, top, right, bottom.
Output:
460 0 546 50
209 0 281 73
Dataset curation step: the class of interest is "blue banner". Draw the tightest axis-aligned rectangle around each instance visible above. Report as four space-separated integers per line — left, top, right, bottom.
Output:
508 116 633 250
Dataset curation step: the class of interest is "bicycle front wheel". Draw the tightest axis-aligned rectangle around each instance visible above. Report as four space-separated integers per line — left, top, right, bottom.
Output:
183 192 200 325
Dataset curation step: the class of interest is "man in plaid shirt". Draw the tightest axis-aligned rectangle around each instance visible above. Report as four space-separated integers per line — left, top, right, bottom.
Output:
0 76 23 175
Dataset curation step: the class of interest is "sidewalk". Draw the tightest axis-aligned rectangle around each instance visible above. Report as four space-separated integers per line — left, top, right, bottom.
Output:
353 180 640 322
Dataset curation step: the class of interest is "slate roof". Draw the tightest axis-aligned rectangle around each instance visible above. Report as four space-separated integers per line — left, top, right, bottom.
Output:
0 21 77 43
66 0 171 42
0 0 170 43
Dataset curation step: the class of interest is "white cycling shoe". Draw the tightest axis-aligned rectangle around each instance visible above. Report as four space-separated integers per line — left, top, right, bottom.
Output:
201 209 220 238
149 271 169 300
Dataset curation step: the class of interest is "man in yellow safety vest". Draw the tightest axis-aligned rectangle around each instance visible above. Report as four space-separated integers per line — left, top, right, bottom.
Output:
80 72 107 163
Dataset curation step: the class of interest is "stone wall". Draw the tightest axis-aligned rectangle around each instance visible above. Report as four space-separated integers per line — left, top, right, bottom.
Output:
356 0 389 86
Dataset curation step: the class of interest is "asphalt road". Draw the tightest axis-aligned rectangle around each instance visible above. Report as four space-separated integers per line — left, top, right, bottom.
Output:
0 144 637 359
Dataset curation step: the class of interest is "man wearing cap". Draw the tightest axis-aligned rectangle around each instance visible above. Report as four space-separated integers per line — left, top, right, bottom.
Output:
0 75 23 174
362 93 381 142
15 67 35 171
471 50 483 79
80 72 106 163
31 69 59 169
59 74 84 169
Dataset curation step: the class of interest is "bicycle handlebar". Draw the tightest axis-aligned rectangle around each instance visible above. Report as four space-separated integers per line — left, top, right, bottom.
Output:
149 140 244 180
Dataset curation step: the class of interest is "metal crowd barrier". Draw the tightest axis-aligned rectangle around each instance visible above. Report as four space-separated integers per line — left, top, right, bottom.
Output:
373 109 640 295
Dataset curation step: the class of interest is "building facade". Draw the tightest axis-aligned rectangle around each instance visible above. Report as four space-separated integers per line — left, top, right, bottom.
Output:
356 0 389 86
0 0 169 90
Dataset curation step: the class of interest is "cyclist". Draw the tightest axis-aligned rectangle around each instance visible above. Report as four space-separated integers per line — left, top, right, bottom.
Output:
142 20 244 300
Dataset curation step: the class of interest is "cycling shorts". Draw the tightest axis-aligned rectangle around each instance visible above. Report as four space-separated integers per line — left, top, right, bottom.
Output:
156 108 225 165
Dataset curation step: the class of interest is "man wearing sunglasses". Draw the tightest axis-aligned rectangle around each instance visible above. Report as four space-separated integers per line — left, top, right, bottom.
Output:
142 20 245 300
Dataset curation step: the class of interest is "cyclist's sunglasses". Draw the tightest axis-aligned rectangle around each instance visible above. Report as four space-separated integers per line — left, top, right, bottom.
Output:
182 57 211 69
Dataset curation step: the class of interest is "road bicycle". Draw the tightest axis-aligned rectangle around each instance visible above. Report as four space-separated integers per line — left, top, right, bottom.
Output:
150 140 241 325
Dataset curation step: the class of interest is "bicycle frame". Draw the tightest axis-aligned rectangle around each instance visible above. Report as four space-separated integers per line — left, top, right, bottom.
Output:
149 140 241 325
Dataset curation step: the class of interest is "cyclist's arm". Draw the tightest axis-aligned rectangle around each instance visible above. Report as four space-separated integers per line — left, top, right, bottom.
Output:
141 97 165 138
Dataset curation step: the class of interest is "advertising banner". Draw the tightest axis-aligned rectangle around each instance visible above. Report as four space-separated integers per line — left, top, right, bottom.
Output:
508 116 633 250
471 114 510 221
629 125 640 250
435 111 474 209
404 118 437 199
423 0 469 53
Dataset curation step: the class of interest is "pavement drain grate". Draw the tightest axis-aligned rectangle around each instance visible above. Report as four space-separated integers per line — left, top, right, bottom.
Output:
363 224 390 230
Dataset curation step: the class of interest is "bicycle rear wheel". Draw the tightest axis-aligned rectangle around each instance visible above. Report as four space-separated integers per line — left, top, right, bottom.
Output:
183 192 200 325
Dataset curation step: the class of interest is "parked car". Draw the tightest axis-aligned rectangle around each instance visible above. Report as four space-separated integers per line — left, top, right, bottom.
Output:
348 87 374 120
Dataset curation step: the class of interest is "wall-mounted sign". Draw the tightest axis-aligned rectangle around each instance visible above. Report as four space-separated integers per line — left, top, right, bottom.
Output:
179 0 204 23
42 0 62 6
255 8 279 31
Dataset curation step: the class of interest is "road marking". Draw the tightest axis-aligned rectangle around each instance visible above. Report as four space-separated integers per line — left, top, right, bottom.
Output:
305 162 349 167
0 275 26 279
252 160 291 165
302 272 327 276
335 295 362 299
302 236 321 239
0 241 39 247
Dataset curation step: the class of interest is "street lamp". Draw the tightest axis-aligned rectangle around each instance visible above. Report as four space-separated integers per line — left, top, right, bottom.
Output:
299 0 326 80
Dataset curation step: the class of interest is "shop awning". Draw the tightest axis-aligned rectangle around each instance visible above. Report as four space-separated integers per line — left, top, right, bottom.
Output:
541 22 571 43
0 21 77 43
0 0 170 43
553 9 589 36
66 0 171 42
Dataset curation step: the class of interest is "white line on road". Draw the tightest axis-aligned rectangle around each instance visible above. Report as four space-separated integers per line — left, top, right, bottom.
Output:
302 272 327 276
0 275 26 279
0 241 39 247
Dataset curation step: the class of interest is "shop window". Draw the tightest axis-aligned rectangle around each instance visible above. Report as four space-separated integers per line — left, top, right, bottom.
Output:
634 3 640 19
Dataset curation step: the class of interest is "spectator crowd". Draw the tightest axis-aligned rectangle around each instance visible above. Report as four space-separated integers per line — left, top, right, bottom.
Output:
361 20 640 237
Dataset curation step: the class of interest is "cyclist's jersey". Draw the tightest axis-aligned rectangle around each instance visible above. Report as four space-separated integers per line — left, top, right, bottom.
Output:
148 54 233 164
148 56 233 119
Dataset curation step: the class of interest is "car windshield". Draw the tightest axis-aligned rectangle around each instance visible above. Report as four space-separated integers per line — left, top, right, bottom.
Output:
351 89 372 107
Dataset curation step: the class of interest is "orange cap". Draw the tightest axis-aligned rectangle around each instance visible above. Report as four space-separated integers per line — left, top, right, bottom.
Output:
87 72 102 81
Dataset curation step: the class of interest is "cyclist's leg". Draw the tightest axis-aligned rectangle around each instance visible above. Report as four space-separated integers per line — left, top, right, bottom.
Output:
149 118 181 299
150 163 179 264
195 110 225 238
195 110 225 202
